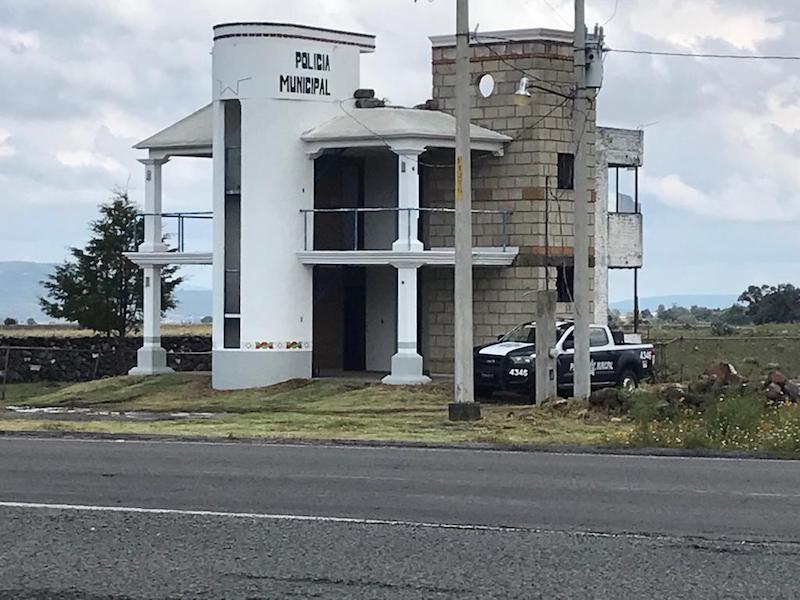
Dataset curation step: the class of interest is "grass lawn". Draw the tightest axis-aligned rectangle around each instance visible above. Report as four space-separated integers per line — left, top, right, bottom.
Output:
0 374 628 446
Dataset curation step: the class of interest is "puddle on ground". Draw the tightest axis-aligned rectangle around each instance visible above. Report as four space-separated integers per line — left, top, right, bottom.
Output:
3 406 229 421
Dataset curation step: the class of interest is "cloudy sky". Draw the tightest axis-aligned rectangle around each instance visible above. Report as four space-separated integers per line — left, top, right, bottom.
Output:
0 0 798 301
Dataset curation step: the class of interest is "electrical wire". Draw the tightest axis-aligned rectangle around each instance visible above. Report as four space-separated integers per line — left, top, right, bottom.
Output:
606 47 800 60
471 30 575 99
540 0 571 28
602 0 619 27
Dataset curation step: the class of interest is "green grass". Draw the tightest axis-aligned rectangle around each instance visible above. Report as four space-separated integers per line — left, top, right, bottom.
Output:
0 375 627 446
6 376 800 456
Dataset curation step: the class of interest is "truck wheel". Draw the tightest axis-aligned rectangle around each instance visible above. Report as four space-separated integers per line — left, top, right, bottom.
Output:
618 370 638 393
476 386 494 399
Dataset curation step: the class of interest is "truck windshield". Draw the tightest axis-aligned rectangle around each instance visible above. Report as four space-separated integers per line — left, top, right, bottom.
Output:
501 323 574 345
500 325 535 344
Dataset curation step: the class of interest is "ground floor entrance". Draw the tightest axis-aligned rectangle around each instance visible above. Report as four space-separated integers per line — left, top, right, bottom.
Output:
312 265 398 376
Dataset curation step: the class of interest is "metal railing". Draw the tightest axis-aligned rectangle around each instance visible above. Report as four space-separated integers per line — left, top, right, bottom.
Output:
138 212 213 252
299 206 513 252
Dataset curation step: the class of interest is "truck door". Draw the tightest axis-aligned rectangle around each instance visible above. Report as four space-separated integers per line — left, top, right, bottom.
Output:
589 327 615 386
557 326 616 389
556 328 574 390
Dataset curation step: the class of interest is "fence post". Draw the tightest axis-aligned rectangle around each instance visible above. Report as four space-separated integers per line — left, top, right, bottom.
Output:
1 348 9 403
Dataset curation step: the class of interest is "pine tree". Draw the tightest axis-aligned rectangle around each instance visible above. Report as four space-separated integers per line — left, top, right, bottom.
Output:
40 189 183 337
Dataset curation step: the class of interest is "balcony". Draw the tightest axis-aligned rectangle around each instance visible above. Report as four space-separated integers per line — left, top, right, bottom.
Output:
296 206 519 267
125 211 213 267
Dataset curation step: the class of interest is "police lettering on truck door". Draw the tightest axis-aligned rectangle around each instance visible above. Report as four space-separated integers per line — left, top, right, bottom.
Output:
568 360 615 376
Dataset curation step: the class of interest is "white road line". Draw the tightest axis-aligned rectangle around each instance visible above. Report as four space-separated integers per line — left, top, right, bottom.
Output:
4 501 797 548
0 435 793 463
0 500 658 540
0 501 524 533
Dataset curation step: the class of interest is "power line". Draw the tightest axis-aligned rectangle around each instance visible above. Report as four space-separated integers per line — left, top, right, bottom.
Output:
607 47 800 60
540 0 571 28
602 0 619 26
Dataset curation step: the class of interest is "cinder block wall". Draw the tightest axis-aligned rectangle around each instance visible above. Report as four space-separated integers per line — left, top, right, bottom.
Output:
420 35 597 375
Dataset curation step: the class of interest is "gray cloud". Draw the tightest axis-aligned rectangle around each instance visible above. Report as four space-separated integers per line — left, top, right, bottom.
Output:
0 0 798 301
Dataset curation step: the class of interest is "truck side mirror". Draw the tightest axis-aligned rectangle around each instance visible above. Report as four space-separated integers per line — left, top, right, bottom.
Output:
497 334 504 340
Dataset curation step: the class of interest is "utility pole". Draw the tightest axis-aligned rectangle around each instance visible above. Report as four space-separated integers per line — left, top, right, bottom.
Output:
449 0 481 421
572 0 592 399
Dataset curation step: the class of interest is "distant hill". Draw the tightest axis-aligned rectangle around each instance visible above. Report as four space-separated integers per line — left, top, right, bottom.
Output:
610 294 740 313
0 261 54 322
0 261 211 323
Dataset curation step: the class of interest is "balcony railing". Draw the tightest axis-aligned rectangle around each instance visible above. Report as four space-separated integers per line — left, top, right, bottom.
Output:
138 212 213 252
299 207 513 252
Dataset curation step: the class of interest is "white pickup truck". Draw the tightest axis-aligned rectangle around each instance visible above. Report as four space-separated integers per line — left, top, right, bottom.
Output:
473 320 655 398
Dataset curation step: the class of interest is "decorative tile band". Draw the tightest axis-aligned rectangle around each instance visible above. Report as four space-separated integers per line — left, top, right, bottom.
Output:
252 341 311 351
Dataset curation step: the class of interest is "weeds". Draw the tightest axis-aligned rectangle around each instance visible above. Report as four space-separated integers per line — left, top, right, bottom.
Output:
626 389 800 454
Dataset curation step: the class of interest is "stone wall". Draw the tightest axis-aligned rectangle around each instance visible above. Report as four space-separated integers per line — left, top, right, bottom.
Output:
420 35 597 375
0 336 211 384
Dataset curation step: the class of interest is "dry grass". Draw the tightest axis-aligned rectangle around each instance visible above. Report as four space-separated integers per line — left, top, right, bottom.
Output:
0 324 211 338
0 374 627 446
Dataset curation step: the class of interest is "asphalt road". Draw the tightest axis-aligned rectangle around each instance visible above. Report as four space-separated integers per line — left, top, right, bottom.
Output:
1 437 799 599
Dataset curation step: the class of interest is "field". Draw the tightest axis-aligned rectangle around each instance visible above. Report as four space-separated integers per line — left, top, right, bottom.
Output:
644 323 800 382
0 323 212 338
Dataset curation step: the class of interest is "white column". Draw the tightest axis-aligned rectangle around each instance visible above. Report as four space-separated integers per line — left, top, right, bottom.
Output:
138 157 169 253
391 149 424 251
129 265 173 375
130 156 173 375
382 263 430 385
594 147 610 325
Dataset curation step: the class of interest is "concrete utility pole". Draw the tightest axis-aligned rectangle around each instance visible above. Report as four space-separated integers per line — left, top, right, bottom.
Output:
572 0 592 399
449 0 481 421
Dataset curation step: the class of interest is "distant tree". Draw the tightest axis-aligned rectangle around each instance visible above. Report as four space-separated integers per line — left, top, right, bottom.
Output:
3 317 17 326
608 309 623 330
25 318 36 326
200 316 213 324
39 189 183 337
690 305 714 322
640 308 653 320
738 284 800 324
718 304 751 326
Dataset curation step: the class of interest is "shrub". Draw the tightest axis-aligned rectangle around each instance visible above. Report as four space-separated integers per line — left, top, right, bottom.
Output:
701 395 765 449
710 321 735 336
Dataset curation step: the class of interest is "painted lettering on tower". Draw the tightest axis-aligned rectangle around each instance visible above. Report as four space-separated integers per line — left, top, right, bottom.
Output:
279 51 332 96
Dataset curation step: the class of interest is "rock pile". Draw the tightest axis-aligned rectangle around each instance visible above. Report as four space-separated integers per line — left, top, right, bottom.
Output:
763 370 800 403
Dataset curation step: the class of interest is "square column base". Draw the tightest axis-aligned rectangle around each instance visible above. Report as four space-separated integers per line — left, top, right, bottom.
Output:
382 352 431 386
128 345 174 376
448 402 482 421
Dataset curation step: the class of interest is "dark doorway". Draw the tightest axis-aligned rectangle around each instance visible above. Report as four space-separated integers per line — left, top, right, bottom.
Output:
342 267 366 371
312 266 366 374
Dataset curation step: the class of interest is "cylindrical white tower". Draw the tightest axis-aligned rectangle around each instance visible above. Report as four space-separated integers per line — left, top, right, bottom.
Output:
211 23 375 389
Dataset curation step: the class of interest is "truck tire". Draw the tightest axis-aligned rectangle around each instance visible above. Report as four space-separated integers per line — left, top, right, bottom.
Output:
618 370 638 393
476 386 494 399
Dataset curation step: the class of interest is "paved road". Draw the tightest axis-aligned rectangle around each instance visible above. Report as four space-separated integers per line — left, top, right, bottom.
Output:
1 437 799 598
